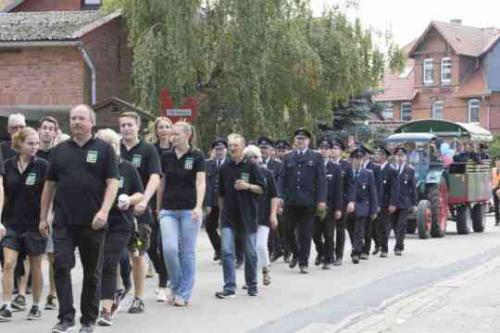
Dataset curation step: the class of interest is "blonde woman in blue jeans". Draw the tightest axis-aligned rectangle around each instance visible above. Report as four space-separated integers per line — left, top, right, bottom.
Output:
157 122 205 306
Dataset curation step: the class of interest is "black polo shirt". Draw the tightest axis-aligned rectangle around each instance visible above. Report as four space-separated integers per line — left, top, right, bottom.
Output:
36 148 52 160
121 140 161 224
1 140 16 161
154 142 171 160
108 159 144 232
219 158 265 233
3 156 49 231
258 166 278 227
161 148 205 210
47 137 119 227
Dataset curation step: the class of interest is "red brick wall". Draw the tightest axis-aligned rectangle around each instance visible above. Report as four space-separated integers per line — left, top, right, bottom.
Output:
12 0 82 11
0 47 85 105
80 17 132 103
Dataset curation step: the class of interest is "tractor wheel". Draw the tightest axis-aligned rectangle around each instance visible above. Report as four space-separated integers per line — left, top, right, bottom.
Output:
406 219 417 234
429 180 448 238
471 203 486 233
416 200 432 239
456 205 472 235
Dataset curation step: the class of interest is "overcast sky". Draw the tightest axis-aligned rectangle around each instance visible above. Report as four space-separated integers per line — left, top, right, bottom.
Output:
311 0 500 47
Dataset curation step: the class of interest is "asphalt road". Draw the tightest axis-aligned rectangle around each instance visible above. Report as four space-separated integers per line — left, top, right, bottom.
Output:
3 214 500 333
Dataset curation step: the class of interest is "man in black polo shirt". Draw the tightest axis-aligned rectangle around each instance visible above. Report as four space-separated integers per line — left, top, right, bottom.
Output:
39 104 119 333
215 133 264 299
37 116 59 160
118 112 162 311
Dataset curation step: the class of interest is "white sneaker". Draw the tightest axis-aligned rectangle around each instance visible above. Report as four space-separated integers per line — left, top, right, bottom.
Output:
156 288 167 302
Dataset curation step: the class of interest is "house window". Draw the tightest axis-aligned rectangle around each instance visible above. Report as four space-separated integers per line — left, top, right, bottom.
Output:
468 99 480 123
400 102 412 121
441 57 452 84
432 101 444 119
383 102 394 120
84 0 101 4
423 58 434 85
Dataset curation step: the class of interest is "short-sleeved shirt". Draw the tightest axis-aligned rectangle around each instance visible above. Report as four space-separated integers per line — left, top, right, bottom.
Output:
219 158 265 233
161 148 205 210
3 156 49 231
121 140 161 224
108 159 144 232
36 148 52 161
258 166 278 227
154 142 171 160
47 137 119 227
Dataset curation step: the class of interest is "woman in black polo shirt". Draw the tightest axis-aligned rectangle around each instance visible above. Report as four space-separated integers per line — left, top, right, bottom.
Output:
157 122 206 307
153 117 173 157
0 127 48 322
95 129 144 326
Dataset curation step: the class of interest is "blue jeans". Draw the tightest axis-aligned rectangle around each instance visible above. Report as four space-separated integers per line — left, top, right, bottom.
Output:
159 210 201 302
221 227 257 293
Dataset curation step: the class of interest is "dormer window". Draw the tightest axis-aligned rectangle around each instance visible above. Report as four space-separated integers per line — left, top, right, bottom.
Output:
423 58 434 85
441 57 452 85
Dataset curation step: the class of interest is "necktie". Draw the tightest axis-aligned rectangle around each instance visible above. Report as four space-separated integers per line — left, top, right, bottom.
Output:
217 159 221 169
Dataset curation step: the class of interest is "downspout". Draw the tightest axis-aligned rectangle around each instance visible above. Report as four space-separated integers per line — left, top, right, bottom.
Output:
78 43 97 105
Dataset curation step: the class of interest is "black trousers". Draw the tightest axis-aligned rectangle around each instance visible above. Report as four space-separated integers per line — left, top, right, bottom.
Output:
392 208 410 251
362 217 375 255
285 205 316 266
53 225 105 325
101 229 132 300
493 189 499 224
346 214 367 257
332 209 347 260
205 206 221 255
147 220 168 288
312 211 334 263
377 209 392 253
278 212 290 257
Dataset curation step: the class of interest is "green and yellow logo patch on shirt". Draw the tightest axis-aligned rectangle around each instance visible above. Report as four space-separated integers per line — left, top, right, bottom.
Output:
86 150 99 164
25 172 36 186
132 154 142 168
184 157 194 170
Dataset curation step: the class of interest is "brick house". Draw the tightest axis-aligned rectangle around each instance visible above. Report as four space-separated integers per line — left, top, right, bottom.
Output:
374 20 500 134
0 1 150 132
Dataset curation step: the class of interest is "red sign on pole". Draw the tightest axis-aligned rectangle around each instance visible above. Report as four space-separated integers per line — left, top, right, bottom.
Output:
159 88 198 123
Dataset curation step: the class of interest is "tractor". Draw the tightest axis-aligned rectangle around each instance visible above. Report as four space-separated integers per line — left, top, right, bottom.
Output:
385 119 493 239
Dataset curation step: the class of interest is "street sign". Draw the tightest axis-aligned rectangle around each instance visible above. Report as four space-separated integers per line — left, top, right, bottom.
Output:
160 88 198 123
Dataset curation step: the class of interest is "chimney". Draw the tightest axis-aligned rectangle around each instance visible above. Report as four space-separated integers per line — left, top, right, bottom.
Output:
450 19 462 25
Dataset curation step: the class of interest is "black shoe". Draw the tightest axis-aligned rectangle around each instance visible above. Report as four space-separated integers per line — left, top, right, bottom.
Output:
283 253 291 263
333 258 343 266
314 255 323 266
372 247 380 255
289 256 298 269
215 290 236 299
352 255 360 264
322 262 331 270
235 258 244 269
394 249 402 256
97 307 113 327
247 289 258 297
79 323 95 333
11 294 27 311
0 305 12 322
52 320 76 333
360 253 369 260
27 305 42 321
270 252 283 263
45 294 57 310
299 265 309 274
213 252 221 261
128 297 145 314
241 284 249 290
380 251 388 258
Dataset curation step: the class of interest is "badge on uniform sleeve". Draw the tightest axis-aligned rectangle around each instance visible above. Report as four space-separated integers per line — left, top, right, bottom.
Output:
184 157 194 170
25 172 36 186
118 177 124 189
132 154 142 168
240 172 250 182
86 150 98 164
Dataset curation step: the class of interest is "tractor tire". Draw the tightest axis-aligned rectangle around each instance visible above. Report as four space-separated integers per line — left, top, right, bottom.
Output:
406 219 417 234
416 200 432 239
456 205 472 235
471 203 486 233
429 180 448 238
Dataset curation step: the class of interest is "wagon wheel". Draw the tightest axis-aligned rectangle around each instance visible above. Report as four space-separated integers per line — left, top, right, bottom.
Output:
417 200 432 239
430 179 448 238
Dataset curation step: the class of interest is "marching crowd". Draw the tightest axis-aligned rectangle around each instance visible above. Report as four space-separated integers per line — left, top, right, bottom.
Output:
0 103 497 333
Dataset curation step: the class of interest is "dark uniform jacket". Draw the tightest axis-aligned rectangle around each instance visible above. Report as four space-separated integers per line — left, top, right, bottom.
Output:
262 158 282 180
333 158 355 208
325 161 343 212
396 164 417 210
379 162 400 209
205 158 226 208
278 149 327 207
364 160 381 206
352 168 378 218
